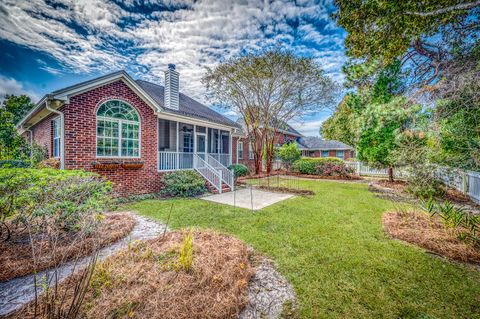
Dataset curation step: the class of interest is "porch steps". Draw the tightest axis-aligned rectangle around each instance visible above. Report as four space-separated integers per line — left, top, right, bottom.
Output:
205 181 231 194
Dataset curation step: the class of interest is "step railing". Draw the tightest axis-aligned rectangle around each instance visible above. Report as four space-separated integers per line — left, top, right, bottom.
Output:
193 154 223 193
206 154 234 191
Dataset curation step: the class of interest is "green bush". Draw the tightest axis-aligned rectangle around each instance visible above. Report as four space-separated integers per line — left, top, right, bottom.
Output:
0 168 112 239
162 171 206 197
278 143 301 171
292 157 343 175
0 159 31 168
228 164 249 177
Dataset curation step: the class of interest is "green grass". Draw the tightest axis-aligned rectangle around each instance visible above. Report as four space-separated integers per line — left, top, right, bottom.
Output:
123 179 480 319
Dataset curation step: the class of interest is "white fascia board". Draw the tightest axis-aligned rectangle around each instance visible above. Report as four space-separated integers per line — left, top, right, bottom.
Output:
53 73 162 113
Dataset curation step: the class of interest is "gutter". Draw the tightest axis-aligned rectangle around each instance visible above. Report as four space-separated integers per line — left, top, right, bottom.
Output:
45 96 65 170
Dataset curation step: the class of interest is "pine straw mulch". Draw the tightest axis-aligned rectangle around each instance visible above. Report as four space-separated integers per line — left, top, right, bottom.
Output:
383 211 480 266
253 185 315 196
0 213 136 282
240 171 362 181
10 230 254 319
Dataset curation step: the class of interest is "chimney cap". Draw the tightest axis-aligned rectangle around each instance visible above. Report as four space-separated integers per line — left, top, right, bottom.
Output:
167 63 176 70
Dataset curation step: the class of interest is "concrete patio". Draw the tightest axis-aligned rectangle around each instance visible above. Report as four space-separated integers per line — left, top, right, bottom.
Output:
202 188 294 210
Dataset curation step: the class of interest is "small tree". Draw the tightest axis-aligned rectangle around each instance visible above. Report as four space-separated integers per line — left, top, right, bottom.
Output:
278 142 301 171
203 50 337 174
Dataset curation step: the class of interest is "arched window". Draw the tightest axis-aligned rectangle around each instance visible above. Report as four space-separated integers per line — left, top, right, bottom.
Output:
96 100 140 157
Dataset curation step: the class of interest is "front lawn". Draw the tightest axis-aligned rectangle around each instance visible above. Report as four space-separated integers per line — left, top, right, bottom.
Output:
124 179 480 318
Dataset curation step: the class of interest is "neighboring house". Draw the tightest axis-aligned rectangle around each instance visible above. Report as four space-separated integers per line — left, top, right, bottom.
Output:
297 136 355 160
235 120 303 171
17 65 242 195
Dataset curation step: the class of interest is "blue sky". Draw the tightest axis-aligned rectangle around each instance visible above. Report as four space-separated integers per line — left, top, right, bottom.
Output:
0 0 347 136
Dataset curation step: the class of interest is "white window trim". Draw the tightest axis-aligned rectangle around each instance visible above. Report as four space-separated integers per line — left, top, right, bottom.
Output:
248 142 254 160
95 102 141 159
237 141 243 159
52 116 61 158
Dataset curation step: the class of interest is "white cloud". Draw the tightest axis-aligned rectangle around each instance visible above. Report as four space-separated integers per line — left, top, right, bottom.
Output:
0 75 40 103
290 117 331 137
0 0 346 102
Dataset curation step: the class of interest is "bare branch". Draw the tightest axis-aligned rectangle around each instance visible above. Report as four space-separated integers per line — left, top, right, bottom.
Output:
405 1 480 17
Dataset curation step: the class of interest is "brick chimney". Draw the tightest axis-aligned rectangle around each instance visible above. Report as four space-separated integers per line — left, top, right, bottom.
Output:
164 63 179 110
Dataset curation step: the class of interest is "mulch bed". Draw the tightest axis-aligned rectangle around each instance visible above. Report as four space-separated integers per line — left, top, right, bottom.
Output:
10 230 254 319
0 213 136 282
239 172 361 181
383 211 480 266
253 185 315 196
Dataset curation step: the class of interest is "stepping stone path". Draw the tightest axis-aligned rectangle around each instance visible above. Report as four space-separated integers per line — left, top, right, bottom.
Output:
0 212 296 318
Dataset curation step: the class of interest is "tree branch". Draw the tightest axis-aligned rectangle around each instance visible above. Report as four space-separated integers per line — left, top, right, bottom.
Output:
405 1 480 17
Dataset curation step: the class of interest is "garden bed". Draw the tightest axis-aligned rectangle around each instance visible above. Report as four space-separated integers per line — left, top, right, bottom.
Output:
383 211 480 266
0 213 136 282
9 230 253 319
240 171 361 181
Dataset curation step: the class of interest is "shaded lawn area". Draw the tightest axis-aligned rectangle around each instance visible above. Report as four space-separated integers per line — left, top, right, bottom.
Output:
123 179 480 319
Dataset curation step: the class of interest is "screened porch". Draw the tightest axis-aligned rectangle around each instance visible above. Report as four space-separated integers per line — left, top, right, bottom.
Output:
158 119 232 171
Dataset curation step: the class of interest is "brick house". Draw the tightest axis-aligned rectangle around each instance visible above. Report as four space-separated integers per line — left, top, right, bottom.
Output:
234 121 303 171
234 122 355 170
17 66 242 196
297 136 355 160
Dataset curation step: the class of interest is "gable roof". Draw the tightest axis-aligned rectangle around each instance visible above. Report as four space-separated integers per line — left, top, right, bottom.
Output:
17 71 239 130
136 80 240 128
298 136 354 150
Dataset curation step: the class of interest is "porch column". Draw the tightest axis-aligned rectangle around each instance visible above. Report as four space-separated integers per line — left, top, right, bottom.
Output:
176 121 179 170
229 132 232 166
217 129 220 154
193 124 197 155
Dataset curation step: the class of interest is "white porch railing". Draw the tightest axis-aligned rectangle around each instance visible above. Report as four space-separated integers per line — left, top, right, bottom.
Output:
206 154 234 191
193 154 223 193
158 151 194 171
208 153 231 167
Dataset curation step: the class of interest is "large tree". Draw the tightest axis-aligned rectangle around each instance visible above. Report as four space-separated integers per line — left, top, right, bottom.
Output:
320 95 356 146
334 0 480 87
2 94 35 125
203 50 337 174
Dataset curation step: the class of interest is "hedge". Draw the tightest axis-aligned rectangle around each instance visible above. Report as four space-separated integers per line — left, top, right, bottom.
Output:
162 171 206 197
0 159 31 168
292 157 343 175
228 164 249 177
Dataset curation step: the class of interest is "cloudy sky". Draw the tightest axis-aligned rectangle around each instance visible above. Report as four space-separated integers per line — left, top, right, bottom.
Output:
0 0 347 136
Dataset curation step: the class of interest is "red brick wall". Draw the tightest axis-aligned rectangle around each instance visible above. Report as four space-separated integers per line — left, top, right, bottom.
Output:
29 80 162 196
31 113 57 157
232 136 238 164
60 80 161 196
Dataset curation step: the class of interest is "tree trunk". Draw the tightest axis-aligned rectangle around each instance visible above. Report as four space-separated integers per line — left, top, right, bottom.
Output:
388 167 394 182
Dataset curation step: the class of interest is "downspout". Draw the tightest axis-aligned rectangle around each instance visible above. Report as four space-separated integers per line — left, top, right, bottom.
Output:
26 129 33 166
45 96 65 170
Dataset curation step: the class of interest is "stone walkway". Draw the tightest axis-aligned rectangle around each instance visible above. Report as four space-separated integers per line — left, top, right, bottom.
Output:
0 213 167 316
0 212 296 319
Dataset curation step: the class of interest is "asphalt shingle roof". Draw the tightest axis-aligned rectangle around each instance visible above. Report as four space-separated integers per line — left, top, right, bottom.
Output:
136 80 240 128
298 136 354 150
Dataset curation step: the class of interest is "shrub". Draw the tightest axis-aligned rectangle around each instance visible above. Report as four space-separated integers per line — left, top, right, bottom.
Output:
421 197 479 244
315 162 354 177
0 159 31 168
228 164 249 177
278 143 301 171
162 171 206 197
292 157 344 175
0 168 112 240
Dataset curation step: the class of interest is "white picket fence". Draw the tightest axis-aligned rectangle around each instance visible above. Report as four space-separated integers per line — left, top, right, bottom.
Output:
345 162 408 178
433 166 480 203
346 161 480 203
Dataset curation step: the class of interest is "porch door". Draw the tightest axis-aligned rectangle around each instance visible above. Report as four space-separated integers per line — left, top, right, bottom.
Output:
196 133 206 160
